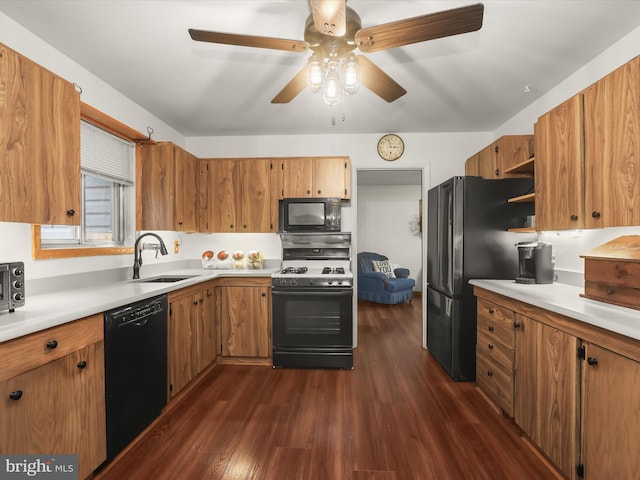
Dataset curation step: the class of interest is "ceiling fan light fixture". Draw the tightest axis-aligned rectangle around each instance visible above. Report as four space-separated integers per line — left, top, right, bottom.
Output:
308 56 323 92
322 61 342 106
342 57 359 95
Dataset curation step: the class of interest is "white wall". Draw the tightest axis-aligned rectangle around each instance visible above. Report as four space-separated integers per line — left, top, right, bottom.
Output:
357 185 423 289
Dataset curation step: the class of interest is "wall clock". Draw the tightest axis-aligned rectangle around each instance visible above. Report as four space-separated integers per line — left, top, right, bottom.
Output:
377 134 404 161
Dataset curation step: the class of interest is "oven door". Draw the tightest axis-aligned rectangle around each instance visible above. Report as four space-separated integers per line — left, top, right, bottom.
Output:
272 287 353 349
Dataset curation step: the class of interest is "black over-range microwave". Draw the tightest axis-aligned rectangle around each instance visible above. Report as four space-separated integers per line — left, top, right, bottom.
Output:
279 197 341 232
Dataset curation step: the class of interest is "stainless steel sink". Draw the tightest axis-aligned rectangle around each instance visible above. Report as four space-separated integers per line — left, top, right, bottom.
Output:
132 275 200 283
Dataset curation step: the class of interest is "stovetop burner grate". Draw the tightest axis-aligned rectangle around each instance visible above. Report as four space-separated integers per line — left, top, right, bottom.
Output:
322 267 345 274
280 266 308 275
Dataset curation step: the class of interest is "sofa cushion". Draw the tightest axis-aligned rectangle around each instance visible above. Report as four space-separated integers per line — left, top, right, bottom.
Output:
372 259 396 278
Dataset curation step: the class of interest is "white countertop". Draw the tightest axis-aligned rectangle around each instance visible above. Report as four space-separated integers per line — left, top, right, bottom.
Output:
0 266 278 344
469 279 640 341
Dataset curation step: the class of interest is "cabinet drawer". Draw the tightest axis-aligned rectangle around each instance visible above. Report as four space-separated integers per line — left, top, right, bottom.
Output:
476 348 514 416
477 310 515 349
477 328 514 371
0 314 103 382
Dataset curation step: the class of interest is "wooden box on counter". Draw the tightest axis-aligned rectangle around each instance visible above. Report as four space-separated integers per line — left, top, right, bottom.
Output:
580 235 640 310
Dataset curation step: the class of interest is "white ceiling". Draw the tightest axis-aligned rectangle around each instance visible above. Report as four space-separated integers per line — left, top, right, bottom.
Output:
1 1 639 138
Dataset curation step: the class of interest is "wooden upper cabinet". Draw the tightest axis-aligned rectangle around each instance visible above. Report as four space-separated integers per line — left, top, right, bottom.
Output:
464 153 480 176
174 148 199 231
138 142 198 231
237 158 272 232
0 42 81 225
477 145 498 179
200 158 272 233
282 157 351 199
583 55 640 229
468 135 534 180
534 95 585 231
497 135 534 174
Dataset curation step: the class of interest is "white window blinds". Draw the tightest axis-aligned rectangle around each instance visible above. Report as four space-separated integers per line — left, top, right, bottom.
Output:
80 120 135 185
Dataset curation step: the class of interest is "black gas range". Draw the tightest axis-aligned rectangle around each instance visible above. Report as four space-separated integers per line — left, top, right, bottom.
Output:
271 232 353 369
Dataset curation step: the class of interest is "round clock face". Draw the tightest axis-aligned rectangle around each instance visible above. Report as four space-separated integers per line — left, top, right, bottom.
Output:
377 134 404 161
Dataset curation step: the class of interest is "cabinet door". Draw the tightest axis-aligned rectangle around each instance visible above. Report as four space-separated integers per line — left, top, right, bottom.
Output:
197 286 217 373
514 315 579 479
169 295 199 397
174 148 199 232
583 56 640 228
535 95 585 230
477 144 498 179
220 286 271 358
0 342 106 479
203 158 237 232
582 343 640 480
0 44 81 225
465 153 480 176
283 158 314 197
237 158 272 232
138 143 175 230
496 135 534 173
313 157 350 198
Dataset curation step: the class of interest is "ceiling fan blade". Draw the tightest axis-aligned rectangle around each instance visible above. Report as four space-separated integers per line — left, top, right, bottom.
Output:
272 64 311 104
355 3 484 53
308 0 347 36
189 29 309 52
356 55 406 102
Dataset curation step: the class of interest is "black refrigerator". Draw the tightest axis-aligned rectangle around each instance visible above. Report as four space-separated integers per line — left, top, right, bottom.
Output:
426 176 535 381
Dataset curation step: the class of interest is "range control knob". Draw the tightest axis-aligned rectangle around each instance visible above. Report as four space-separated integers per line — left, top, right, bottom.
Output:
13 293 24 302
290 279 297 286
12 268 23 277
13 281 24 289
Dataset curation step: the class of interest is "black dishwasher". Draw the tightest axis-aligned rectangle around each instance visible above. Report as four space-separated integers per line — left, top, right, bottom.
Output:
103 294 168 462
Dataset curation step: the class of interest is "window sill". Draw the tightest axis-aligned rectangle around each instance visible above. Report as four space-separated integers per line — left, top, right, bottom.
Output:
31 226 133 259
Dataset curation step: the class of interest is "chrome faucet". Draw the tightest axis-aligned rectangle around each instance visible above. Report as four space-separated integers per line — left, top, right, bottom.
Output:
133 233 169 279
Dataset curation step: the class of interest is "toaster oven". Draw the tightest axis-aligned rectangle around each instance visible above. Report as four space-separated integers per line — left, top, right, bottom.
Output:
0 262 25 313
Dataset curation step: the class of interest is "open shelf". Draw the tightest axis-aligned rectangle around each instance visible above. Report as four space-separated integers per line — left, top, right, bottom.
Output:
508 192 535 203
505 156 535 175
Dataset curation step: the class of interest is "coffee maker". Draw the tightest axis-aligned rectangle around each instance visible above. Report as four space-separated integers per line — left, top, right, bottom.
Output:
515 242 554 284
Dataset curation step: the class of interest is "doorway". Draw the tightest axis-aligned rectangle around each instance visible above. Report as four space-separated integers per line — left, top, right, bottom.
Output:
354 168 427 347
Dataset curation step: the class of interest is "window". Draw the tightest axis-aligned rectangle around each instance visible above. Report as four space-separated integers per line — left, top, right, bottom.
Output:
34 119 136 257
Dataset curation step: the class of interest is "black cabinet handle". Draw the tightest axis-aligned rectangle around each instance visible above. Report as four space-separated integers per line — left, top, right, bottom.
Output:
66 209 75 217
46 340 58 349
592 211 601 218
193 300 199 305
487 370 493 377
77 361 87 369
513 322 521 329
488 326 494 332
570 214 578 221
488 344 494 350
587 357 598 366
9 390 23 400
261 292 266 297
488 308 495 314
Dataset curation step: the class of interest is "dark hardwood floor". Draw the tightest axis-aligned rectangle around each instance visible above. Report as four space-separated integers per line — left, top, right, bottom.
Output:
96 296 559 480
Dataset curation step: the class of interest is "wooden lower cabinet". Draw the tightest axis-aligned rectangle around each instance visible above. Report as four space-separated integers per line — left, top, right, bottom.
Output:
514 314 579 479
0 315 106 479
581 343 640 480
218 278 271 359
475 297 516 416
475 286 640 480
168 282 217 398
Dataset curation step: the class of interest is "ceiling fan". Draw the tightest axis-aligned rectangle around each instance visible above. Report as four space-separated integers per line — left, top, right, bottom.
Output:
189 1 484 105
